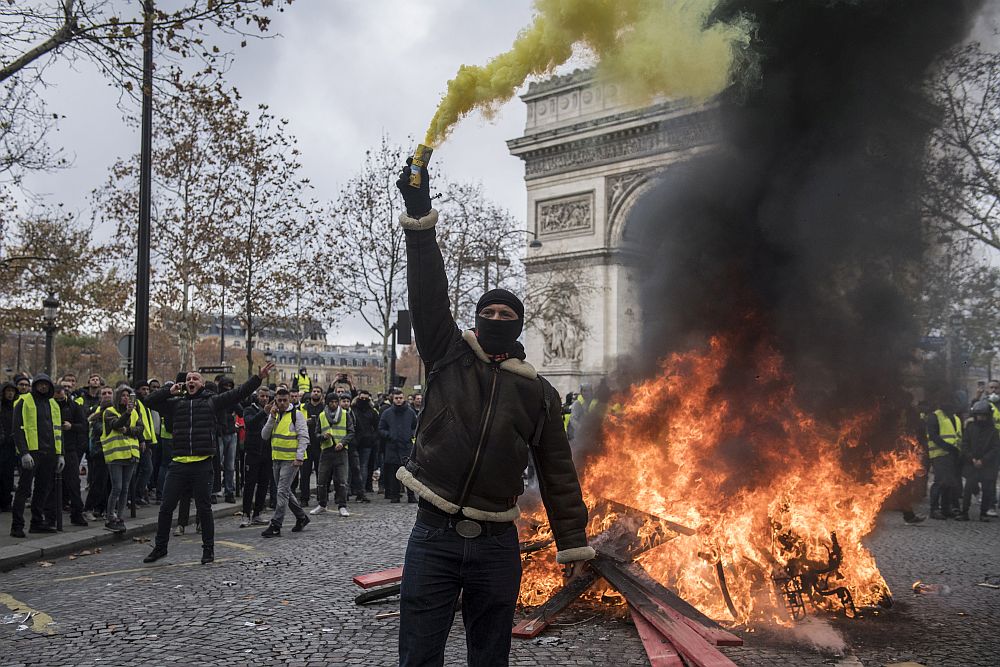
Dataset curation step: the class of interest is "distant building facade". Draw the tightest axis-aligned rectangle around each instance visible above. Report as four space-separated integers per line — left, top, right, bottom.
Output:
199 316 384 389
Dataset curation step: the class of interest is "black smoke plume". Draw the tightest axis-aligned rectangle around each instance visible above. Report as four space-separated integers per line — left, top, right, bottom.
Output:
631 0 984 419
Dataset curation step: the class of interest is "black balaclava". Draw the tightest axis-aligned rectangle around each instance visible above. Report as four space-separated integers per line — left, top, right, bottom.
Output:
475 289 525 359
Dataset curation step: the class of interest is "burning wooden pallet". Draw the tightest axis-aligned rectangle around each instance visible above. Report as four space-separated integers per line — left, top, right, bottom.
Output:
514 501 743 666
351 502 744 666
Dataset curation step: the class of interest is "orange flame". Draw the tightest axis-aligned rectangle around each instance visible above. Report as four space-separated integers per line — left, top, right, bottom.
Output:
519 333 920 624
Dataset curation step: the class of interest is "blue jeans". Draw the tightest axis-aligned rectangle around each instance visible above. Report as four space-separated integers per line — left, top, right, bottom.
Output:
218 433 238 495
398 518 521 667
106 461 136 521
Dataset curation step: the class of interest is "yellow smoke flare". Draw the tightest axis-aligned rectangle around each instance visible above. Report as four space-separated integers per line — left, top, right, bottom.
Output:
424 0 752 147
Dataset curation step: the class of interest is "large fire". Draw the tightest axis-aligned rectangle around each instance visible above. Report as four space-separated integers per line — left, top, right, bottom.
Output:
519 333 921 625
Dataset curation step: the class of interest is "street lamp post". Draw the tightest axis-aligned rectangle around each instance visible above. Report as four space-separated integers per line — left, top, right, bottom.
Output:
42 292 60 376
132 0 155 386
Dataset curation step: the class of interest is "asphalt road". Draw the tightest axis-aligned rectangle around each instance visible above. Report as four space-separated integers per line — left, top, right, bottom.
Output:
0 496 997 666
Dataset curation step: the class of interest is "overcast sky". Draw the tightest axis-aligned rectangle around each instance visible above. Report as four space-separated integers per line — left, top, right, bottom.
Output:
17 2 999 346
19 0 546 345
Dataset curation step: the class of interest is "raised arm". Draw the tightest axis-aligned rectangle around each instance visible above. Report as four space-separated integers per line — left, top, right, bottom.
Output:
212 375 263 412
397 162 460 366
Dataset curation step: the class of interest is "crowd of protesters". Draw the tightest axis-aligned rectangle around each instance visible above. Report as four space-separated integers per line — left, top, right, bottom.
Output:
916 380 1000 523
0 365 427 554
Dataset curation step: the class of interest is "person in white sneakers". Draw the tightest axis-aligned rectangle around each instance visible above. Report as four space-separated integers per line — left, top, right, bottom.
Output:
260 388 310 537
311 392 355 517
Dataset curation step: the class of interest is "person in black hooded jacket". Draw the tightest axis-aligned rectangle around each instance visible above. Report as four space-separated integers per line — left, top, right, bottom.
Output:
239 386 272 528
959 401 1000 522
10 374 66 537
143 363 273 565
394 161 592 667
0 381 17 512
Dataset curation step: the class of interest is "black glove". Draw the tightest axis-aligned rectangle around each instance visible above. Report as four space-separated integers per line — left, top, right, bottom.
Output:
396 157 432 218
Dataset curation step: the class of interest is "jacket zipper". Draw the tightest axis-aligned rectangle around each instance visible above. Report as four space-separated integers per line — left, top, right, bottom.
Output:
189 400 194 457
458 364 501 507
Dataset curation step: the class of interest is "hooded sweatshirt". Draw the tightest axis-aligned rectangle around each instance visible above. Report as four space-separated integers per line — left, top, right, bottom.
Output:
13 374 56 456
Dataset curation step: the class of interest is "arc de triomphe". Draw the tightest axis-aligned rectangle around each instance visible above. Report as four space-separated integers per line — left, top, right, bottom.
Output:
507 69 718 396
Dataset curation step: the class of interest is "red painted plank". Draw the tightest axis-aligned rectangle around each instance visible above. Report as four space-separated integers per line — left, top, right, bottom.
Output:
511 618 548 639
651 600 743 647
353 566 404 589
511 570 599 639
631 601 738 667
591 556 736 667
629 604 685 666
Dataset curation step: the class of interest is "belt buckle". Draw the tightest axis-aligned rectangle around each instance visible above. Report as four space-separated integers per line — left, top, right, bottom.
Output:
455 519 482 539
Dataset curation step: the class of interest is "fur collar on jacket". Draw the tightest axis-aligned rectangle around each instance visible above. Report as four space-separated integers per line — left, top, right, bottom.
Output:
461 330 537 380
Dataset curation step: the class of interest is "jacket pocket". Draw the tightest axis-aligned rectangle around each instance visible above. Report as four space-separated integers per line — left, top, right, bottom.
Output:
473 431 529 500
417 406 455 441
414 406 472 487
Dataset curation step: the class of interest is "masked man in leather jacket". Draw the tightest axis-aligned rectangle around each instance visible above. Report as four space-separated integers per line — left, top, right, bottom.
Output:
395 161 594 667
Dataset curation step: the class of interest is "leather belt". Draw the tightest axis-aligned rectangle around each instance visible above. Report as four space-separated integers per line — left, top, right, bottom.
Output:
416 502 514 538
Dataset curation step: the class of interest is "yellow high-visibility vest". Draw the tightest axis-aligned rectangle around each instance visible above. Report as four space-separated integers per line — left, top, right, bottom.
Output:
296 374 312 393
18 394 62 455
137 399 158 445
928 409 962 459
319 409 348 450
101 406 141 463
271 410 306 461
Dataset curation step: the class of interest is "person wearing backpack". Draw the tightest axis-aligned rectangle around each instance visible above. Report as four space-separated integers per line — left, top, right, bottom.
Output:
259 387 310 537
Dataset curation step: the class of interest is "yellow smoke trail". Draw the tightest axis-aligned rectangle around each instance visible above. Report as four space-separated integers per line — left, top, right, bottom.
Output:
424 0 752 146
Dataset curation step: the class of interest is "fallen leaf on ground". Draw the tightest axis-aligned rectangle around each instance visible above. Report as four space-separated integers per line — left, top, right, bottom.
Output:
39 561 53 568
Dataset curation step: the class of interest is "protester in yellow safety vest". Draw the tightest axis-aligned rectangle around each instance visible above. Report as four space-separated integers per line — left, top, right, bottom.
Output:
292 367 312 395
311 392 356 517
297 386 325 507
101 386 143 534
926 401 962 520
9 374 65 538
260 387 310 537
567 385 598 443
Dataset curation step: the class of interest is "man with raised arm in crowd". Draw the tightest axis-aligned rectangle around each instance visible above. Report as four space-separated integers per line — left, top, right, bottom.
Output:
394 160 593 666
142 362 274 565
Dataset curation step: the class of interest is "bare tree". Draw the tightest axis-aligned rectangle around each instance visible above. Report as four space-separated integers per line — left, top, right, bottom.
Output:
96 74 242 369
435 181 523 328
224 103 317 378
924 42 1000 252
0 0 293 178
0 203 127 334
330 137 408 389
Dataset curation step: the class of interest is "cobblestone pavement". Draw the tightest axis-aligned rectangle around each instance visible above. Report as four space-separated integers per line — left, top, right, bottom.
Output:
0 495 997 666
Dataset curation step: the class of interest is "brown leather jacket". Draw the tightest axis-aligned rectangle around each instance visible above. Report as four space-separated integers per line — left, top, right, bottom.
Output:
398 209 594 563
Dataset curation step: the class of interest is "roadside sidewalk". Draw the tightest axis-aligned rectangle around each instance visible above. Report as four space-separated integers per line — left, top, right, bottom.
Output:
0 501 240 572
